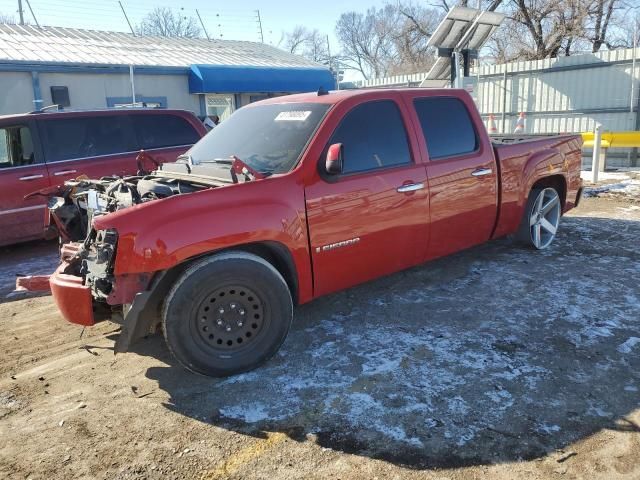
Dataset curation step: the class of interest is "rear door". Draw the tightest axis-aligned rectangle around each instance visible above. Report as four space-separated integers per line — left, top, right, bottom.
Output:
305 96 430 297
38 114 139 182
130 113 203 166
407 93 498 259
0 120 51 246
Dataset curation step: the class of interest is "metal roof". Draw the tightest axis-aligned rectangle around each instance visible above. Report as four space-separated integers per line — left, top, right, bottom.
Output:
0 24 320 69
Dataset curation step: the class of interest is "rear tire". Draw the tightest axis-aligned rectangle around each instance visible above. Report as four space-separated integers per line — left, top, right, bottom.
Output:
162 252 293 377
515 187 562 249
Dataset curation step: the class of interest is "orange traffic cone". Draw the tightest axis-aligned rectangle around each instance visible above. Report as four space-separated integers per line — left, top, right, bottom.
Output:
513 112 526 133
487 114 498 134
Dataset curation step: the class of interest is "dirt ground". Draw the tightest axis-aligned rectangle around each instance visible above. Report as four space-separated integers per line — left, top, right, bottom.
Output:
1 185 639 479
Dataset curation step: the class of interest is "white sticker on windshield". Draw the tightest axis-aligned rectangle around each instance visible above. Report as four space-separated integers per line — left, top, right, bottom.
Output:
275 111 312 122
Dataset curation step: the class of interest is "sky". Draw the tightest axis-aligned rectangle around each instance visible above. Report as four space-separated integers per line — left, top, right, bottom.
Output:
0 0 389 80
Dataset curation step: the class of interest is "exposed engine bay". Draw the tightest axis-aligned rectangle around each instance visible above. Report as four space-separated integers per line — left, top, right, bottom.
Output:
47 161 242 243
49 175 202 242
45 161 248 305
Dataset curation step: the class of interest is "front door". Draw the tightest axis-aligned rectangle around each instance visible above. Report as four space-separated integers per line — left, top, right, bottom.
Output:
409 94 498 259
305 98 430 297
0 121 51 246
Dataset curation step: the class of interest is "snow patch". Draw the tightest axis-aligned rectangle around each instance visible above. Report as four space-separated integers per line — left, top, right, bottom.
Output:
218 403 271 423
536 423 561 435
617 337 640 354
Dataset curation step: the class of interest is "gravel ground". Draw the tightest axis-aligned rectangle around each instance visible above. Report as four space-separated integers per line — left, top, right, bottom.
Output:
0 190 639 480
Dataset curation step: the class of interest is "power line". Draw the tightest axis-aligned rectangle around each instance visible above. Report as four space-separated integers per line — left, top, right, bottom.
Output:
3 0 265 42
25 0 38 27
118 0 135 35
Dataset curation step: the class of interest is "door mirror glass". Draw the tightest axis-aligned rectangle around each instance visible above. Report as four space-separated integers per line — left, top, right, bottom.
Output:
325 143 343 174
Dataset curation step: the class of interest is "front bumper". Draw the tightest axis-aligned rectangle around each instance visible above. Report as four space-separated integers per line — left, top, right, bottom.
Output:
50 262 95 327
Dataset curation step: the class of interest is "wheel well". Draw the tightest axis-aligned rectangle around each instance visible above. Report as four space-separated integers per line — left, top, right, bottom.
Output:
532 175 567 208
229 242 299 305
147 242 299 309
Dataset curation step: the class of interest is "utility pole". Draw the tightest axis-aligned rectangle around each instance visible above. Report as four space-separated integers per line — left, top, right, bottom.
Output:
17 0 25 25
196 9 210 41
118 1 136 36
256 10 264 43
129 65 136 105
326 35 339 90
631 19 637 113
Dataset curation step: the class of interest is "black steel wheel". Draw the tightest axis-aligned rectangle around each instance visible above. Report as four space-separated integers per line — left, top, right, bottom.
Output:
193 285 265 353
162 252 293 377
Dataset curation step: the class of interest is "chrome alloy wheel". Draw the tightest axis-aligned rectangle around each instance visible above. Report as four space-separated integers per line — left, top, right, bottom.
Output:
529 188 561 249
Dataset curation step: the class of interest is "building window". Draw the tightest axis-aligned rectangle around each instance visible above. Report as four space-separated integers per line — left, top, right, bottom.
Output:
206 94 235 121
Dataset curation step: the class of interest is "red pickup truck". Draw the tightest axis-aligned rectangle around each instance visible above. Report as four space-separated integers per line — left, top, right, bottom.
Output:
38 89 583 377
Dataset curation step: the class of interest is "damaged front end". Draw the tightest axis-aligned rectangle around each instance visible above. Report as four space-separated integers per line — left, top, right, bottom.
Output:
19 166 228 349
47 171 214 243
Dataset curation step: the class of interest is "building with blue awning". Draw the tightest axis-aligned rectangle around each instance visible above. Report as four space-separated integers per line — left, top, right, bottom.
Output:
0 24 336 118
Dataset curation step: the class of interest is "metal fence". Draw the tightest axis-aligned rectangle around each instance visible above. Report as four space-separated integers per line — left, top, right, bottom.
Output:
359 47 640 168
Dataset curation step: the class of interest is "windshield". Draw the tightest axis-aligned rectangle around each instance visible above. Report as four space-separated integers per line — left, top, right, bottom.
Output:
188 102 330 175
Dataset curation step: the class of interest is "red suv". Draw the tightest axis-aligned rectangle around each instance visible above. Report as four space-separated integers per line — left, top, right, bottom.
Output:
0 109 206 247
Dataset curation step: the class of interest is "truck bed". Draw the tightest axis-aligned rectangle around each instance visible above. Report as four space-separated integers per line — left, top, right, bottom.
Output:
491 134 583 239
490 134 564 144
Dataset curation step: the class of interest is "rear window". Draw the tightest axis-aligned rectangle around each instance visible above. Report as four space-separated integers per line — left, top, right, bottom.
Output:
131 114 200 149
40 116 136 162
414 97 478 159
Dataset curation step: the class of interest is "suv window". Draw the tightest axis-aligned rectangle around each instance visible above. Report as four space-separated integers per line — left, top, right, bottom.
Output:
414 97 478 160
132 114 200 149
0 125 36 168
40 116 135 162
329 100 411 174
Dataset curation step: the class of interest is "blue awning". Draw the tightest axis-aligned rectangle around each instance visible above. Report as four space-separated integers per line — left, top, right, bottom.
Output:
188 64 335 94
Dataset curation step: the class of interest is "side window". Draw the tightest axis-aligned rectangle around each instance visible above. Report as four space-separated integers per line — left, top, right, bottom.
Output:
414 97 478 160
0 125 36 168
329 100 411 174
131 114 200 149
41 116 135 162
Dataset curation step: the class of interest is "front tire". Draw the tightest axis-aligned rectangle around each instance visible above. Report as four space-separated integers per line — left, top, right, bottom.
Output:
162 252 293 377
516 187 561 249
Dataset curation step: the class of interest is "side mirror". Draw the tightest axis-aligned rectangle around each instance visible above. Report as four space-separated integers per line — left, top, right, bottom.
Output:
325 143 343 175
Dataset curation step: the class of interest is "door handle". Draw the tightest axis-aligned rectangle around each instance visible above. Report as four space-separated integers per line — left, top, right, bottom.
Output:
471 168 493 177
53 169 77 176
396 182 425 193
19 174 44 181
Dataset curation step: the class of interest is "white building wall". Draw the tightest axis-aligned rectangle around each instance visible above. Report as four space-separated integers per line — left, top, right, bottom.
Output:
0 72 37 113
0 71 201 115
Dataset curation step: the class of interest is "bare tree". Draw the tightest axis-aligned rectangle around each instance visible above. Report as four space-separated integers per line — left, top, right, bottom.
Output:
281 26 308 54
605 12 639 48
280 26 330 63
136 7 201 38
0 12 18 24
336 2 441 79
487 0 637 62
335 6 395 79
392 2 441 74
